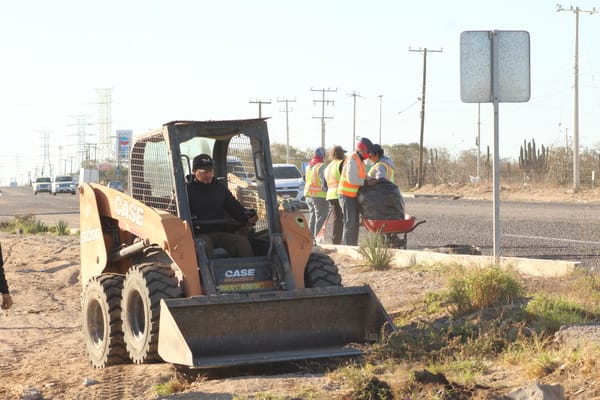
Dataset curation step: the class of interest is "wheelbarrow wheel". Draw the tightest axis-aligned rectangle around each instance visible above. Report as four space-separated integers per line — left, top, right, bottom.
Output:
385 233 406 249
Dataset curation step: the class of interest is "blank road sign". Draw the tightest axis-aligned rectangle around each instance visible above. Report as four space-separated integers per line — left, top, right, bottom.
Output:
460 30 530 103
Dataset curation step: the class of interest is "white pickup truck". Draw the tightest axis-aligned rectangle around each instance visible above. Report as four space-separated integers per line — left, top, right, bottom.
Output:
51 175 76 195
33 177 52 195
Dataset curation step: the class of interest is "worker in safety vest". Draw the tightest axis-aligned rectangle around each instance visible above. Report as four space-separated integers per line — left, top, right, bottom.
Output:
304 147 328 237
0 243 12 310
323 145 347 244
338 137 374 245
367 144 395 183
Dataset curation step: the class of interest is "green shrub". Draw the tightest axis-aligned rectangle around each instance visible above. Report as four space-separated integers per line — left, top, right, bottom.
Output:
357 231 394 270
445 266 524 316
5 214 49 234
154 379 187 396
55 220 70 236
525 293 596 334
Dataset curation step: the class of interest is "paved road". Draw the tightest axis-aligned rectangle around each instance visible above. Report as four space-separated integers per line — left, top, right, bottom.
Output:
405 196 600 269
2 186 599 269
0 186 80 228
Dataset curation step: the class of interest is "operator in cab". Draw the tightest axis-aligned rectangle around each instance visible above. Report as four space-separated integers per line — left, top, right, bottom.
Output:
187 154 258 258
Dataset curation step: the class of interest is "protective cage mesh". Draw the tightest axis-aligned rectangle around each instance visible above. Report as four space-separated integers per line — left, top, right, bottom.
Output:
130 132 176 213
129 131 268 233
226 135 267 232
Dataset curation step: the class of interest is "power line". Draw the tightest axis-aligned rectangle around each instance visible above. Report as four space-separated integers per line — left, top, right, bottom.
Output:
277 97 296 163
311 87 337 149
347 91 363 151
409 46 443 189
557 4 597 191
249 99 271 118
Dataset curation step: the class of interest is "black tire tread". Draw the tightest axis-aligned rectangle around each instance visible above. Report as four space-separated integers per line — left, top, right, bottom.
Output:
304 252 342 287
82 274 128 368
122 263 182 364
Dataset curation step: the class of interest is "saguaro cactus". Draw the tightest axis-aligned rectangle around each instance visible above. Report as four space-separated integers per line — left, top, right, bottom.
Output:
519 139 548 173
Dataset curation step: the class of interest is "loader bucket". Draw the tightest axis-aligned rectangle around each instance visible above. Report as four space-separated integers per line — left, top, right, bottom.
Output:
158 285 395 368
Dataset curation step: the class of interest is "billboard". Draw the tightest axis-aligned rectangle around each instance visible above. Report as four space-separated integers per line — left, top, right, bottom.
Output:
115 130 133 164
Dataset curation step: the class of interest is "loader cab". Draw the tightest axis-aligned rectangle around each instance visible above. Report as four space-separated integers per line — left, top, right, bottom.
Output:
128 120 314 293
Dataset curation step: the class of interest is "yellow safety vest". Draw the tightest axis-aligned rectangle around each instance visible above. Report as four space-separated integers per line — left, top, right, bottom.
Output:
324 159 342 200
338 154 366 198
304 162 326 198
368 159 395 182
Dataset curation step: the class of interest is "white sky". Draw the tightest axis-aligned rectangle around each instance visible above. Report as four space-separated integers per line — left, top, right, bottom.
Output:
1 0 599 185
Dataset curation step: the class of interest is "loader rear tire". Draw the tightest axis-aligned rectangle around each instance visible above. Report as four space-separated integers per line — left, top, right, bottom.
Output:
121 263 182 364
82 274 128 368
304 252 342 287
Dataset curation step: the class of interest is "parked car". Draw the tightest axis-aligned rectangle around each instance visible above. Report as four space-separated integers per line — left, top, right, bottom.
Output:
107 181 124 192
33 177 52 195
52 175 76 195
272 163 305 203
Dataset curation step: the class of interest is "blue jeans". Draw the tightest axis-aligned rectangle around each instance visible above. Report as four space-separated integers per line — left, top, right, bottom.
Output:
339 194 360 246
306 197 329 237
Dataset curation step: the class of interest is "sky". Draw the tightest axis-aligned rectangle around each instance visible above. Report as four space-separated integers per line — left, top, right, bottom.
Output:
1 0 599 185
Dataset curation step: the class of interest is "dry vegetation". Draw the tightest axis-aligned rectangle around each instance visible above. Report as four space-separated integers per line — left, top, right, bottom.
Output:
2 227 600 399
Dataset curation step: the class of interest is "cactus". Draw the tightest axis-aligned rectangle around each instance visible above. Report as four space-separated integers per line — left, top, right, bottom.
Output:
519 139 548 172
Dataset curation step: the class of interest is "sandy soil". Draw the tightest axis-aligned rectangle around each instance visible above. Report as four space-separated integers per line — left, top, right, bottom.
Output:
0 234 474 400
1 185 599 399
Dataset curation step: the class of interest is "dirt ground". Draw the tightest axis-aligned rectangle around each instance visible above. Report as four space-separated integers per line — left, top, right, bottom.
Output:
1 185 599 400
0 234 447 400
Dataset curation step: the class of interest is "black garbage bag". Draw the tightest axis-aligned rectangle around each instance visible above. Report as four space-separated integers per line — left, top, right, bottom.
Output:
358 181 405 220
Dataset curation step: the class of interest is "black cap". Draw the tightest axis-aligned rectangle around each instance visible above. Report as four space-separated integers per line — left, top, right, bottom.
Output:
372 144 383 155
193 154 214 170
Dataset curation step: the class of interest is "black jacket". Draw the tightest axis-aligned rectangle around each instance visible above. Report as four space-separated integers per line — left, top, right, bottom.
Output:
0 244 8 294
187 178 249 231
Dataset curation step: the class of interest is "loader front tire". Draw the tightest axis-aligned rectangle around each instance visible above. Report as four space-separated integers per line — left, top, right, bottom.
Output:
121 263 182 364
304 252 342 287
82 274 128 368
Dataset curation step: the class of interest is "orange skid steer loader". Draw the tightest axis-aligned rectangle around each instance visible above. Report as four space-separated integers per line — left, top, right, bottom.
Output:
79 119 394 368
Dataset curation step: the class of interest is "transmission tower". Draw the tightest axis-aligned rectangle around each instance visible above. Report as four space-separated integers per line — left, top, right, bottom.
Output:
277 97 296 163
71 115 95 166
96 88 113 162
40 131 52 177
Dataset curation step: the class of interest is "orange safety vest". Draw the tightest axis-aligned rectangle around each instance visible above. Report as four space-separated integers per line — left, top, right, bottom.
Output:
324 159 342 200
338 153 366 198
304 162 326 198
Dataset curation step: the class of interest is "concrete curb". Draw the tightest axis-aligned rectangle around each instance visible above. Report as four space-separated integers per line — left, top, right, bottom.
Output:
319 244 580 278
404 193 462 200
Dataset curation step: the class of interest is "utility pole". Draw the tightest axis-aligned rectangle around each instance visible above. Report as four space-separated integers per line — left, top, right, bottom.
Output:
409 47 442 189
277 97 296 164
557 4 597 191
378 94 383 144
348 91 363 150
249 99 271 118
476 103 481 178
311 87 337 149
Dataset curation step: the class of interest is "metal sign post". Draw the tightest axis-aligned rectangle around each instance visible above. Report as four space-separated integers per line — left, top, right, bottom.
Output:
460 30 530 261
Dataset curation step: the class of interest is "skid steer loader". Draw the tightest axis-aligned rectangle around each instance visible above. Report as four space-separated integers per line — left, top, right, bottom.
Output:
80 119 395 368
